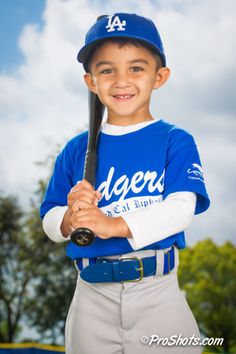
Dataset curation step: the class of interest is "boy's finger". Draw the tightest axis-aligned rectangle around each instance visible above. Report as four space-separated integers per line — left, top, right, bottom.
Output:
95 190 102 200
71 199 92 212
77 179 94 191
70 181 94 196
69 190 98 205
77 200 94 210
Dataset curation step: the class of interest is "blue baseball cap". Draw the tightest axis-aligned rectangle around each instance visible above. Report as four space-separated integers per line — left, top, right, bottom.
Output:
77 13 166 71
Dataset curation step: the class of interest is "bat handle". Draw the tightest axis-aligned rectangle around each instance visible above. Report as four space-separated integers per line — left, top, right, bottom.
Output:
70 151 97 247
70 227 95 246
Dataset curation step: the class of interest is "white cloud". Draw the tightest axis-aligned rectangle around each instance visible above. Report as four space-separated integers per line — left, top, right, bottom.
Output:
0 0 235 245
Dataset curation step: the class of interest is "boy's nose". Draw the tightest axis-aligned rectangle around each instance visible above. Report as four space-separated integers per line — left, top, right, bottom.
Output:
114 72 131 88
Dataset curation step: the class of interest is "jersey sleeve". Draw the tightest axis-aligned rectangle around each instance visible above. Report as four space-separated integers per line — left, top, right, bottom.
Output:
163 129 210 214
40 144 75 219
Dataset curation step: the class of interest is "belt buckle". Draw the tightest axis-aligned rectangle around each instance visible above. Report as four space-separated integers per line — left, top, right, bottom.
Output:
118 256 144 282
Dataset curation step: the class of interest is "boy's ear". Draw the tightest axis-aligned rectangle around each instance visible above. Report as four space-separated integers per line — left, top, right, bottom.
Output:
153 67 171 89
84 73 98 94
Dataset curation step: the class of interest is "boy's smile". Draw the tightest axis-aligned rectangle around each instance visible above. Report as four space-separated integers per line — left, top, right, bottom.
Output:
84 42 170 126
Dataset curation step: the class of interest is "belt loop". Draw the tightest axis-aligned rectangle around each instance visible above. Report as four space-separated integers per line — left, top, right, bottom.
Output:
174 246 179 270
154 249 164 278
163 247 175 275
74 257 97 272
82 258 90 268
74 260 80 272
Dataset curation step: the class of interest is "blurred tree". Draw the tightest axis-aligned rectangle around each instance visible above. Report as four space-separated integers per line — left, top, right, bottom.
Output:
0 195 25 341
178 239 236 353
23 185 76 344
0 186 76 344
21 176 76 345
0 141 81 344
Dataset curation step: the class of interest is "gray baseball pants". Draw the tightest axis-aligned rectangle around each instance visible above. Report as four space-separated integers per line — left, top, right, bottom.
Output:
65 249 202 354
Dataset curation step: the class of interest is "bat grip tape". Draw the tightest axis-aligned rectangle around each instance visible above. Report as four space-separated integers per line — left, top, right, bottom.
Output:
84 151 97 187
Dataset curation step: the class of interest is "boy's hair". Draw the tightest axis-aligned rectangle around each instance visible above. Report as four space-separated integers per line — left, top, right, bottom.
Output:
85 37 163 73
77 13 166 72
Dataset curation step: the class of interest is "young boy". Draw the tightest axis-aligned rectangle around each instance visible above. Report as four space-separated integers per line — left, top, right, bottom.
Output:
40 13 210 354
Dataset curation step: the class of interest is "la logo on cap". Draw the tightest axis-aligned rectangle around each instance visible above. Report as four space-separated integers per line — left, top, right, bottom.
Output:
106 15 126 32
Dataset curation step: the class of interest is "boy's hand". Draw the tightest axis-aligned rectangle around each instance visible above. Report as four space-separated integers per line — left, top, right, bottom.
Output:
61 179 131 239
61 179 101 237
68 179 101 211
69 200 131 240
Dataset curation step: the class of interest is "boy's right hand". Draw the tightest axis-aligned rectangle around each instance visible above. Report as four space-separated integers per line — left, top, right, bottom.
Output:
61 179 101 237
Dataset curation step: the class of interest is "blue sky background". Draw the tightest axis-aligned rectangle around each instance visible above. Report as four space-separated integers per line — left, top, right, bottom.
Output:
0 0 235 248
0 0 45 72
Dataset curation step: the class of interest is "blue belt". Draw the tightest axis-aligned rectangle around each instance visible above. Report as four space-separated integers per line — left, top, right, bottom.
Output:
76 247 175 283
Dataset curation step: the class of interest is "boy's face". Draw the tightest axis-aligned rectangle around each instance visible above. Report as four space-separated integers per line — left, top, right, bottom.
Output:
84 41 170 125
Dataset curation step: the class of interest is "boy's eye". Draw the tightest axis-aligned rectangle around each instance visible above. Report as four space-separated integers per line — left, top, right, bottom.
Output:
100 68 113 74
131 66 143 72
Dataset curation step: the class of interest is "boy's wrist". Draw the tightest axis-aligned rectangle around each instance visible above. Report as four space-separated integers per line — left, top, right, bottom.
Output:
60 209 71 237
111 216 132 239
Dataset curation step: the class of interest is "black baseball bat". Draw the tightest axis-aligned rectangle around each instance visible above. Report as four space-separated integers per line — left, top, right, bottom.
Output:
70 91 104 246
70 15 106 247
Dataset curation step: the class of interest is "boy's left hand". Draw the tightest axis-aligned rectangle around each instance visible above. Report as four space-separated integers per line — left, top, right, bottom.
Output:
69 200 131 240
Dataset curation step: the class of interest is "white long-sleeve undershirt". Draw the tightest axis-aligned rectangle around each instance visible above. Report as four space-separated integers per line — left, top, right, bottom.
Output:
124 191 196 250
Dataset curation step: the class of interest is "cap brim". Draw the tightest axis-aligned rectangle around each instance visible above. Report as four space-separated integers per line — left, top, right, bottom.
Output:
77 35 166 68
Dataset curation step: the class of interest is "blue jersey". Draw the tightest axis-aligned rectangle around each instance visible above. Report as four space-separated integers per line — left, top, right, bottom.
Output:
40 120 210 259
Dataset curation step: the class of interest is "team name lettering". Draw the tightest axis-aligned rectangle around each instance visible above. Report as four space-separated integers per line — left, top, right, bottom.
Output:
98 167 165 201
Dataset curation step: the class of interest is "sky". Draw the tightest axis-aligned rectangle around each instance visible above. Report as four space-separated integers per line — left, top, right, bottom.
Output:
0 0 45 71
0 0 236 248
